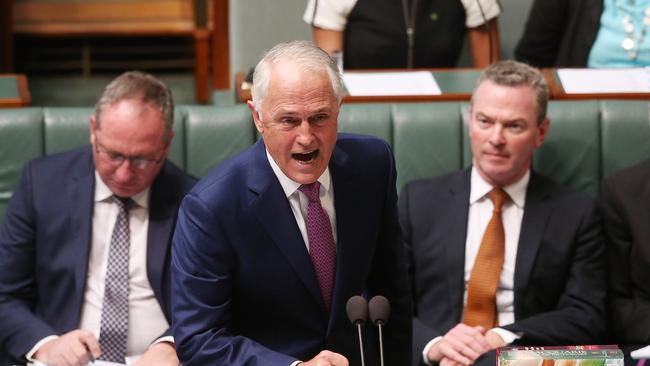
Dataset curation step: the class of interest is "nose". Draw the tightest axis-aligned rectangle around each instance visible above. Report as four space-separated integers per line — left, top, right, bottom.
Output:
488 124 506 146
114 159 135 182
296 120 315 145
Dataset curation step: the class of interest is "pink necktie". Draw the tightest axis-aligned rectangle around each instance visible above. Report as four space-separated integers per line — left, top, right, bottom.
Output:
299 182 336 310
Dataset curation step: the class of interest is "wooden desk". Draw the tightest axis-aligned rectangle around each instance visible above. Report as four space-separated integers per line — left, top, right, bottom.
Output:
543 68 650 100
236 68 650 103
0 74 31 108
236 68 482 103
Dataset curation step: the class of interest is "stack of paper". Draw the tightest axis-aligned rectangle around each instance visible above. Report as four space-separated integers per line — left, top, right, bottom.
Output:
497 345 623 366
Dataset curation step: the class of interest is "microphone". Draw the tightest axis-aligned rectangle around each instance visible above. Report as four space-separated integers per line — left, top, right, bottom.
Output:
346 295 368 366
369 295 391 366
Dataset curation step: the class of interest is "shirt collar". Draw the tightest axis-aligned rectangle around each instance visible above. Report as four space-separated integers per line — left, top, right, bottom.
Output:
469 167 529 208
94 170 150 208
265 149 332 198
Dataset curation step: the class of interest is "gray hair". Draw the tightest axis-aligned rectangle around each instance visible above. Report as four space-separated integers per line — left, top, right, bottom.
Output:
472 60 549 124
251 40 344 113
94 71 174 141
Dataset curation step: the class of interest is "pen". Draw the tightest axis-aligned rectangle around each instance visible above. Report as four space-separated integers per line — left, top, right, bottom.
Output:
84 343 96 364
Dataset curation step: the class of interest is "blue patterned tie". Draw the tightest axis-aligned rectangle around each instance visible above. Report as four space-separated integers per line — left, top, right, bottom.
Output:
299 182 336 310
98 195 133 363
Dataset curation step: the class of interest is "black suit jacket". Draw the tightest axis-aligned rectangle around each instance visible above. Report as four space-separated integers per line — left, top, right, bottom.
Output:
0 146 196 364
601 159 650 353
399 168 606 366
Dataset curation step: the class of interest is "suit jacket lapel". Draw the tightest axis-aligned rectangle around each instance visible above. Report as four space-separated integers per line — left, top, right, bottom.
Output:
513 171 552 312
68 148 95 324
445 169 471 321
248 141 326 311
327 145 361 331
146 164 179 317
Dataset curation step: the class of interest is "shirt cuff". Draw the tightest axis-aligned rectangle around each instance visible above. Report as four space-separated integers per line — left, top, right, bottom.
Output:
462 0 501 28
489 327 520 345
26 335 59 361
151 335 174 346
422 336 443 366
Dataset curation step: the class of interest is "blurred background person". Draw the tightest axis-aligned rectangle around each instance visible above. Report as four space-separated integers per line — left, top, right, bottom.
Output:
516 0 650 68
303 0 501 69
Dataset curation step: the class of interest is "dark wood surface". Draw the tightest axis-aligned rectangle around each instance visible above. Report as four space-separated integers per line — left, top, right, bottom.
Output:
236 68 650 103
0 74 32 108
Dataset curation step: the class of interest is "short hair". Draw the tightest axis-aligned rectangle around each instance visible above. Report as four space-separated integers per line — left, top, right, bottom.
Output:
94 71 174 141
251 40 344 113
472 60 549 124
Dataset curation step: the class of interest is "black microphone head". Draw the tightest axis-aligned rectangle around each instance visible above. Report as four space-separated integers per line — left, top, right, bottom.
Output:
369 295 390 325
346 295 368 325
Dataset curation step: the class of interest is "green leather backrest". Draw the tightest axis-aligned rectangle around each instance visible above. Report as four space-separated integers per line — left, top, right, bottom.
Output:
0 108 43 217
393 102 465 190
534 101 601 196
338 103 392 145
43 108 92 154
183 104 255 178
601 100 650 177
2 100 650 220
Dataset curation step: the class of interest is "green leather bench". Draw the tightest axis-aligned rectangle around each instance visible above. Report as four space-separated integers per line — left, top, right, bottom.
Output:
1 100 649 220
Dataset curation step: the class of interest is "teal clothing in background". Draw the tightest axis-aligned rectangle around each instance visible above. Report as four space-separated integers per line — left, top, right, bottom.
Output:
589 0 650 67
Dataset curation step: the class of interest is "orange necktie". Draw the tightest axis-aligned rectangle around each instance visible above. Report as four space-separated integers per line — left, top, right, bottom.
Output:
463 188 509 329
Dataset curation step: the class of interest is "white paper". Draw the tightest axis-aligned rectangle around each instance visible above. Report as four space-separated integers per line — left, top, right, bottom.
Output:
557 68 650 94
631 344 650 359
342 71 441 96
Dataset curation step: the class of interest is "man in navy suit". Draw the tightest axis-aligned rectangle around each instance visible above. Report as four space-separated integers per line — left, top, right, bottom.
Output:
171 40 412 366
0 71 196 366
399 61 606 366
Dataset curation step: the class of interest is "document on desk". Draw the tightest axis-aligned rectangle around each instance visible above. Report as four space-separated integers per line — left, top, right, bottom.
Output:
557 67 650 93
342 71 441 96
631 344 650 359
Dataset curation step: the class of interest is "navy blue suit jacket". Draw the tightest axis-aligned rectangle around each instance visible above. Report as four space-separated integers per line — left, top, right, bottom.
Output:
399 168 607 366
0 146 196 364
172 134 412 366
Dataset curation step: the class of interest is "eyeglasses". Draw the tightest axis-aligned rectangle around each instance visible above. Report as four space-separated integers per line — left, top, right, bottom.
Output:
94 142 164 170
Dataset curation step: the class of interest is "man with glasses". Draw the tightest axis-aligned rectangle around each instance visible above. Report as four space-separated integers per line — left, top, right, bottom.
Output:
0 71 196 366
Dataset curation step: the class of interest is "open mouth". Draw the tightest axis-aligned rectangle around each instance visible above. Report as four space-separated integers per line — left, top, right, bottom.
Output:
292 150 319 163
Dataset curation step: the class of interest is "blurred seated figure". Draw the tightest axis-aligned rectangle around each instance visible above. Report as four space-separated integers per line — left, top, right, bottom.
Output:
601 159 650 362
516 0 650 68
303 0 501 69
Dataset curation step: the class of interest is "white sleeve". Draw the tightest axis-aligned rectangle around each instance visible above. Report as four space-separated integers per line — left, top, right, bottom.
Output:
302 0 358 31
460 0 501 28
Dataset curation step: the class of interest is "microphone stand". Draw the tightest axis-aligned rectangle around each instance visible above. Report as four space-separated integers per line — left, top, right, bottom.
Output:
377 320 385 366
355 320 366 366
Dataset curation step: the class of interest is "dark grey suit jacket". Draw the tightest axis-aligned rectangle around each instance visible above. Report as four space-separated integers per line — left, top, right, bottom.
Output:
399 168 607 366
602 159 650 355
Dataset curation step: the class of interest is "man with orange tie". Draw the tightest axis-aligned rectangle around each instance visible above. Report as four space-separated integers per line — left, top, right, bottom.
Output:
399 60 606 366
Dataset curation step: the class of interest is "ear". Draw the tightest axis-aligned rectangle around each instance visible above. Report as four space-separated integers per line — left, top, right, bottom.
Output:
535 117 550 148
247 100 264 134
90 115 97 145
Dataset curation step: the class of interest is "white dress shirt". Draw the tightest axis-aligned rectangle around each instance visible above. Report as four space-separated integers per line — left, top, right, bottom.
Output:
422 168 529 363
266 150 337 366
28 172 170 365
303 0 501 31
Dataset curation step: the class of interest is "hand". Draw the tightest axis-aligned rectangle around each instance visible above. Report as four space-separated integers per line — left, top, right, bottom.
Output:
426 324 490 365
484 330 506 350
132 342 179 366
300 350 349 366
33 329 100 366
